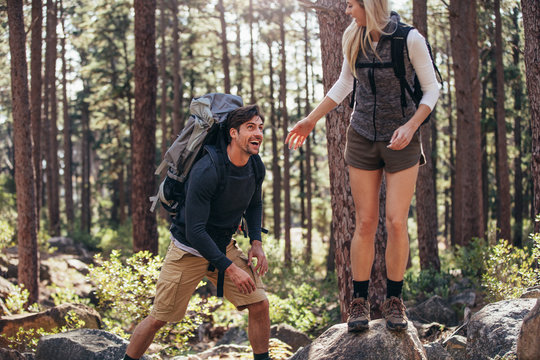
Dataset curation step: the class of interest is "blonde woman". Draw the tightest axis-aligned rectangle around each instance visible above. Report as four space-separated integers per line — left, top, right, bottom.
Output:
286 0 439 332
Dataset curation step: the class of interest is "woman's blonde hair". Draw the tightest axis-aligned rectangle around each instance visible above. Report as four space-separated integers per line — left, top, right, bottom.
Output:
342 0 391 76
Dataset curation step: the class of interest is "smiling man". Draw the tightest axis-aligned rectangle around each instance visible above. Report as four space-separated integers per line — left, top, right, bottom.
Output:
124 105 272 360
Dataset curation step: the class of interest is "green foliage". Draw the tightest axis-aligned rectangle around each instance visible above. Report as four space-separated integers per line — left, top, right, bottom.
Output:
0 217 15 251
1 284 40 315
49 284 90 306
2 310 86 353
95 220 133 253
269 338 294 360
454 237 489 280
482 237 539 302
88 250 215 355
403 269 454 301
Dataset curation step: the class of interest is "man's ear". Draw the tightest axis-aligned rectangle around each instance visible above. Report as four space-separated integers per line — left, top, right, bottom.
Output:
229 127 238 140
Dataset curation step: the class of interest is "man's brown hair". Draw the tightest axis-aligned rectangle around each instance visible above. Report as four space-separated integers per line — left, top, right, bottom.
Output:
225 105 264 143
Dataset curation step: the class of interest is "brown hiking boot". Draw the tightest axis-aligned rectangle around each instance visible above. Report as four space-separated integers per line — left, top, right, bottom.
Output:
347 297 370 332
381 296 408 331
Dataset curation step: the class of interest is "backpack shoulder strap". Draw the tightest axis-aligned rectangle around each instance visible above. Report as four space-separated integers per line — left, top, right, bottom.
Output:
250 154 265 188
204 145 227 195
391 23 415 111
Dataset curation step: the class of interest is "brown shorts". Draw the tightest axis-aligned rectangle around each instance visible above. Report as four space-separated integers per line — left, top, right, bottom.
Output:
344 126 425 173
150 241 267 323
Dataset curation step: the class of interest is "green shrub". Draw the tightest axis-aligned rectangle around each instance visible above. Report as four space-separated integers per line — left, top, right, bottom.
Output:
482 237 539 302
88 250 215 355
403 268 454 301
1 284 41 315
454 237 489 280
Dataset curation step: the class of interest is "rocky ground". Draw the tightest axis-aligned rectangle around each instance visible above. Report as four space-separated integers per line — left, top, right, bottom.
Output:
0 238 538 360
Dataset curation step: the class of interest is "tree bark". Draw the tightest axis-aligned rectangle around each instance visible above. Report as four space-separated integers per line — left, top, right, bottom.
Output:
160 0 168 158
279 2 291 268
171 0 183 136
315 0 355 320
81 97 91 235
521 0 540 233
30 0 42 230
493 0 511 242
133 0 158 254
413 0 440 271
217 0 231 94
304 9 313 263
60 1 74 232
8 0 39 304
449 0 484 245
45 0 60 236
268 40 281 240
511 7 524 247
249 0 255 104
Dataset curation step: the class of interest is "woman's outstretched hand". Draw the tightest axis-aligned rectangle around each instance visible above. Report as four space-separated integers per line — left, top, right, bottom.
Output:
285 117 317 150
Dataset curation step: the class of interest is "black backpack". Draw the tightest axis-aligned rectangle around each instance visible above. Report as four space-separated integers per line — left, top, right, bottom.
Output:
350 20 442 124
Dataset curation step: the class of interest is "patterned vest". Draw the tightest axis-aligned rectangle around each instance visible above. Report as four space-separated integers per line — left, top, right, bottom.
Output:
350 21 417 142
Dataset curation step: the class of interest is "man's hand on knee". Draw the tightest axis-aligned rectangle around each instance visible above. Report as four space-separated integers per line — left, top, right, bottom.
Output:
226 263 256 294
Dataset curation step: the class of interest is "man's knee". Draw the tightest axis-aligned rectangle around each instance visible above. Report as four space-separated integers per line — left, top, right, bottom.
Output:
247 299 269 316
144 315 167 331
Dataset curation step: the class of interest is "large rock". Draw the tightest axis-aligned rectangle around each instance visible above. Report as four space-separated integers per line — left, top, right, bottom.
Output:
443 335 467 360
172 344 251 360
270 324 311 352
423 342 452 360
517 298 540 360
466 298 536 360
0 276 14 299
289 321 427 360
408 296 458 326
0 303 101 347
215 326 248 346
35 328 150 360
0 348 26 360
449 290 476 308
48 237 93 262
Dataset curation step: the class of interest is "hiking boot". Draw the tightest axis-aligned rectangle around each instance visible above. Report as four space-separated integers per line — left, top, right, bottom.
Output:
347 297 370 332
381 296 408 331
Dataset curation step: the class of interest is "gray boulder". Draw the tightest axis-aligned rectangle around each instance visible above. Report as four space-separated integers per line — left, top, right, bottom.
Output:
172 344 251 360
466 298 536 360
34 328 150 360
449 290 476 308
408 296 459 326
423 342 453 360
289 321 427 360
443 335 466 360
520 288 540 299
270 324 311 352
216 326 248 346
0 348 26 360
517 298 540 360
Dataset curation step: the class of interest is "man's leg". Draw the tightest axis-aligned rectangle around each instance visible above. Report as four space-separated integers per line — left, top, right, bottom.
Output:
124 315 166 359
246 299 270 358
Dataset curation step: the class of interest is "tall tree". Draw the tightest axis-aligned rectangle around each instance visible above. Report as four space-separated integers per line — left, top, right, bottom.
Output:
80 86 91 235
30 0 42 230
449 0 484 245
171 0 184 136
217 0 231 93
311 0 356 319
279 1 291 268
133 0 158 254
60 0 74 231
413 0 440 271
249 0 255 104
304 8 313 263
159 0 168 158
8 0 39 304
493 0 511 242
44 0 60 236
521 0 540 233
511 6 524 246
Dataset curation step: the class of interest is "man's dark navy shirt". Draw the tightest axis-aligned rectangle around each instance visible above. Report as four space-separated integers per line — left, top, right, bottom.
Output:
170 149 264 272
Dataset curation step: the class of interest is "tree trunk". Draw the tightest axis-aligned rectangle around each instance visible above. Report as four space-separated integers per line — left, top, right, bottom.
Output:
234 21 243 97
133 0 158 254
249 0 255 104
30 0 42 231
171 0 183 136
268 40 281 240
413 0 440 271
60 1 74 232
159 0 168 158
511 7 524 247
8 0 40 305
522 0 540 233
279 3 291 268
217 0 231 94
45 0 60 236
315 0 355 320
449 0 484 245
304 9 313 263
493 0 511 242
81 98 91 234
